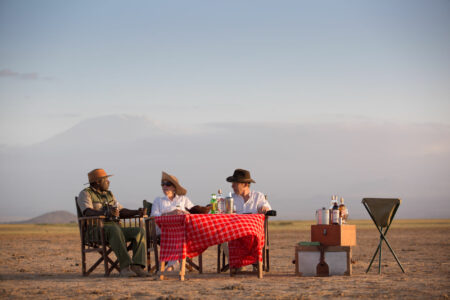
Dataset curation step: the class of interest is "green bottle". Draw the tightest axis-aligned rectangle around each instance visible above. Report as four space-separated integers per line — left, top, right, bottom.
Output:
210 194 217 214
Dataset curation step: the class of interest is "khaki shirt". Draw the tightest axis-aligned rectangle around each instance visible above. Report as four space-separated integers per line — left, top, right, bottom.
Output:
77 187 123 215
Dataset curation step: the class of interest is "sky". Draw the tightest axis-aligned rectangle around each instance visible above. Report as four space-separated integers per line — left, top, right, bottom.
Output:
0 1 449 220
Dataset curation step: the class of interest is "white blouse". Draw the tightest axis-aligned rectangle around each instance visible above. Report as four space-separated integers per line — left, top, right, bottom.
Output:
150 195 194 217
233 190 271 214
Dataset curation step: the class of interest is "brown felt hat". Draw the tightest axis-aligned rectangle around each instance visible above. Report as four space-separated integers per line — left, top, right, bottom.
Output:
161 171 187 196
87 168 113 184
226 169 255 183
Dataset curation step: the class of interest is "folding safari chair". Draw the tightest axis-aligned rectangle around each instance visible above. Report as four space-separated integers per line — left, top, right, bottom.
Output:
75 197 145 276
217 210 277 273
362 198 405 274
143 200 159 273
143 199 203 274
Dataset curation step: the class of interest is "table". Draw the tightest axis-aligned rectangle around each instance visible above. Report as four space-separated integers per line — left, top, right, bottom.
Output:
155 213 265 280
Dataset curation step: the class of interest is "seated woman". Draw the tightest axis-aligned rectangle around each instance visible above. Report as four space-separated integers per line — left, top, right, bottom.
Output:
150 171 194 271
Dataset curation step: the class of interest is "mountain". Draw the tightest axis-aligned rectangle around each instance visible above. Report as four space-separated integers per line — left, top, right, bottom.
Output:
19 211 77 224
32 114 173 151
0 114 449 220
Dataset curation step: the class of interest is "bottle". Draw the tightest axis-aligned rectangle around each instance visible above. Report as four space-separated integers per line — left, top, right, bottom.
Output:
332 199 340 225
329 195 336 222
217 189 223 213
225 192 234 214
210 194 217 214
339 197 348 224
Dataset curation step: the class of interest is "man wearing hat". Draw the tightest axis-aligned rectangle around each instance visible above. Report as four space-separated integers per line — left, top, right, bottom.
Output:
77 168 147 277
226 168 271 214
221 169 272 272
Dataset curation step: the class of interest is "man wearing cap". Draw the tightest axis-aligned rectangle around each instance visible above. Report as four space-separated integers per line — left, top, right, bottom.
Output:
77 168 147 277
226 168 271 214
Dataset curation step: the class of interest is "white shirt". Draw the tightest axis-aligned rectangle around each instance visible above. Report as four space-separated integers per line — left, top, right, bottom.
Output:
150 195 194 217
233 190 271 214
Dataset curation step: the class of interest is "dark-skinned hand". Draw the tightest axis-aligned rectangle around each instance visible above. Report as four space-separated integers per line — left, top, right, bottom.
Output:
111 207 120 217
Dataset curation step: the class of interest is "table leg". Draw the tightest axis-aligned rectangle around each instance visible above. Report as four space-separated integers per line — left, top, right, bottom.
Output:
180 258 186 281
258 261 263 279
159 261 165 280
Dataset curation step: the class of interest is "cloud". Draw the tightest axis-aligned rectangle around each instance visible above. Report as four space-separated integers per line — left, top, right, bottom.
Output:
46 113 83 119
0 68 51 80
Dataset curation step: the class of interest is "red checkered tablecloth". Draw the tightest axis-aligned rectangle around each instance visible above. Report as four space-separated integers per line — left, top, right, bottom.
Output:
155 214 265 268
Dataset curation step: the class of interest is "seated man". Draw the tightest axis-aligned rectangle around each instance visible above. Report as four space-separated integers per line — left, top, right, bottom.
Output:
221 169 272 271
77 168 147 277
226 168 271 214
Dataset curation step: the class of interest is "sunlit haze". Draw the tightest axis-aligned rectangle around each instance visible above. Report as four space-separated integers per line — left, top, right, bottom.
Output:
0 1 449 221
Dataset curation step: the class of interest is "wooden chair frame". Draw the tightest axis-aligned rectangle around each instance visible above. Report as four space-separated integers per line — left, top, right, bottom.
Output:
217 210 277 274
75 197 145 276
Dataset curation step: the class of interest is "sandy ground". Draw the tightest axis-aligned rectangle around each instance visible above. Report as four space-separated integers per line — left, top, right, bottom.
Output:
0 221 449 299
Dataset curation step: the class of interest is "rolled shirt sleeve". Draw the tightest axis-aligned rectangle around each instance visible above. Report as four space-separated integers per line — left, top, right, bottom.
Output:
150 197 162 217
257 192 271 211
77 190 93 214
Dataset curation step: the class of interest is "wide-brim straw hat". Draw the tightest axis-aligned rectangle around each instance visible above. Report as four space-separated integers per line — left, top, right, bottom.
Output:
86 168 113 184
161 171 187 196
226 168 255 183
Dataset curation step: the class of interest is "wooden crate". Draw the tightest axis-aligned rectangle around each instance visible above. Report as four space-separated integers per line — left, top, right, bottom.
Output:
295 245 352 276
311 224 356 246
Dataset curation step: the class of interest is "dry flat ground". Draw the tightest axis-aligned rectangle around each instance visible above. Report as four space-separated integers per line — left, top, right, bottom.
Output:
0 220 449 299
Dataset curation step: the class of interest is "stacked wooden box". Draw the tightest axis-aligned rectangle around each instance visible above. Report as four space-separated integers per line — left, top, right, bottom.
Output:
295 224 356 276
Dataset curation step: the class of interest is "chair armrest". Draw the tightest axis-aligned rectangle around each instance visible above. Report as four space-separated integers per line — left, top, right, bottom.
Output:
119 214 147 219
78 215 106 220
265 210 277 217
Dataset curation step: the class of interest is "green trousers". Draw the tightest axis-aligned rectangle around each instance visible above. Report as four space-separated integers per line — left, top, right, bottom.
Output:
104 222 146 270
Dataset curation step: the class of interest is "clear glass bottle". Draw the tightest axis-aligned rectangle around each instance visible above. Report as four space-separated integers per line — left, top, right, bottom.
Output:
217 189 223 213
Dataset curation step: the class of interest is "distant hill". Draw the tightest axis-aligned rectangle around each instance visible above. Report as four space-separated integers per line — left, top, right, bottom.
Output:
18 210 77 224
